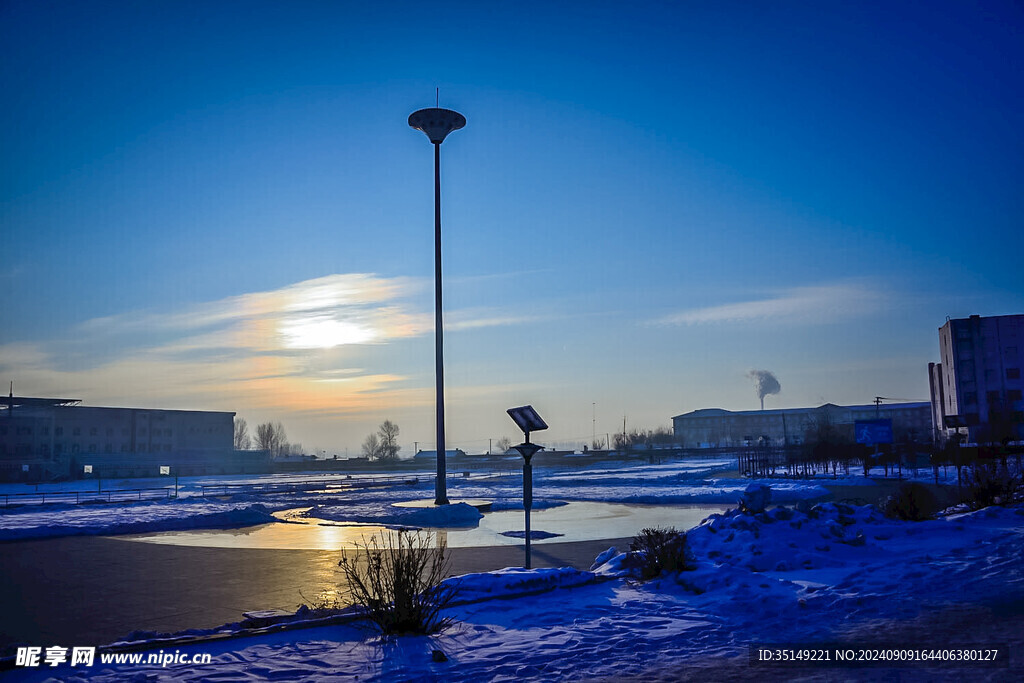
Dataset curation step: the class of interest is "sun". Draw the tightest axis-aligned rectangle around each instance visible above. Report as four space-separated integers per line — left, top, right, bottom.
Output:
279 316 376 349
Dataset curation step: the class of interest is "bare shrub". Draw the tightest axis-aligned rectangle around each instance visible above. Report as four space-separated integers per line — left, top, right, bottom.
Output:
963 464 1022 510
627 526 692 580
882 482 938 521
338 530 459 635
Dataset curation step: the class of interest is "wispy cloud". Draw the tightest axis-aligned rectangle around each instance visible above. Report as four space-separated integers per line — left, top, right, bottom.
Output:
0 273 532 418
654 281 887 326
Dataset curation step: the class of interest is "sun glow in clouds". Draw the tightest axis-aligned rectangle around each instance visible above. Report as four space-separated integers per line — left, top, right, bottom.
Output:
279 315 377 349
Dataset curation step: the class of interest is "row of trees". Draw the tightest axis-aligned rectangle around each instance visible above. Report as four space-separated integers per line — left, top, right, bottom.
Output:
609 427 675 451
233 418 302 458
234 417 684 461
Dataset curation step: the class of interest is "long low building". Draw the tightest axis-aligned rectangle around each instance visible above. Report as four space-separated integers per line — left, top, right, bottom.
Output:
0 396 268 480
672 402 932 449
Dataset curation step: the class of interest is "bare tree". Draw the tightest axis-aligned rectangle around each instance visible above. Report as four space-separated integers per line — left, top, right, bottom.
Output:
255 422 275 454
255 421 287 457
233 417 251 450
494 436 512 453
273 422 287 457
362 433 381 460
377 420 400 461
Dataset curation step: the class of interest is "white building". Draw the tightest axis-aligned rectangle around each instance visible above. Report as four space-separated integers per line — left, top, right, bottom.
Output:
929 314 1024 444
672 402 931 449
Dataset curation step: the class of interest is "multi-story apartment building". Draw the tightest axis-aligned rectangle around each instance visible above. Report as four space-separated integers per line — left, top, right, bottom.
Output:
929 314 1024 444
672 402 932 449
0 395 264 480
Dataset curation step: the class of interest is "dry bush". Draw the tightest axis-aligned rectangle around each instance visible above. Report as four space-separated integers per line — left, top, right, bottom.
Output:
627 526 692 580
963 464 1022 510
882 481 939 521
338 529 459 635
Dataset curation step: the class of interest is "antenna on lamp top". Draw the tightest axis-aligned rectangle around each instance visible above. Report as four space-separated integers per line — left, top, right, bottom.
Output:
436 87 439 107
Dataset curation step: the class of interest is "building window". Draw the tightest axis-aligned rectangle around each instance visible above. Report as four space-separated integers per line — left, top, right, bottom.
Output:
88 444 96 453
54 443 62 454
164 444 171 452
985 369 998 382
1008 368 1021 380
122 428 129 436
73 427 81 436
987 391 1001 404
90 427 97 436
121 444 130 453
106 428 114 437
105 443 113 453
41 426 49 436
71 444 80 453
1008 389 1023 402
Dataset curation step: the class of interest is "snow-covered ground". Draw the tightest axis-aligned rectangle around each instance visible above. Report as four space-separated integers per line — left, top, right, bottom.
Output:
7 498 1023 681
1 456 836 541
0 456 972 542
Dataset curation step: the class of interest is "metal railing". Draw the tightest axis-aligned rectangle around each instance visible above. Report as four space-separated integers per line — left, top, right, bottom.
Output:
1 487 174 507
198 474 422 497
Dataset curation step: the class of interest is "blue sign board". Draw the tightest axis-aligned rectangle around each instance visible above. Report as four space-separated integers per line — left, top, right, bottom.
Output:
855 419 893 444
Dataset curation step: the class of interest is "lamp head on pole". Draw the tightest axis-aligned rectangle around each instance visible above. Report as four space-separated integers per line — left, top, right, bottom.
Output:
409 108 466 144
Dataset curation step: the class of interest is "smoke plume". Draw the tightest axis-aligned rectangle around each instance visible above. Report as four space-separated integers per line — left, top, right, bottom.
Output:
747 369 781 410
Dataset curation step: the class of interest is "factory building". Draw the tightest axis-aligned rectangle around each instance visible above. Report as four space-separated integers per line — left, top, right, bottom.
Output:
672 402 932 449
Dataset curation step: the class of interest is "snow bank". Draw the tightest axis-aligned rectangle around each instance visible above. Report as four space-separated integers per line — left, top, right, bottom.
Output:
444 565 600 604
306 501 484 528
0 502 278 542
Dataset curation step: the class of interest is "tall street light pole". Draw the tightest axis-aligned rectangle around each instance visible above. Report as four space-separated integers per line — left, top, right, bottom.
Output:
409 107 466 506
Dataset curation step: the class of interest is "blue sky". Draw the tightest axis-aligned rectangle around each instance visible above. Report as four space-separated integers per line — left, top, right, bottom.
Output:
2 0 1022 454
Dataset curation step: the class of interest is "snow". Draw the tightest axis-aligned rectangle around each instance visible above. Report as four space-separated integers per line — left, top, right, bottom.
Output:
0 456 967 542
0 501 278 541
8 497 1022 681
306 501 484 527
4 456 1023 678
498 530 563 540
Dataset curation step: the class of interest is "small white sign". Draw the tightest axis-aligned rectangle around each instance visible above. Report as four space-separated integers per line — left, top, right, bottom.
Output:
159 466 170 475
83 465 93 474
22 464 29 472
